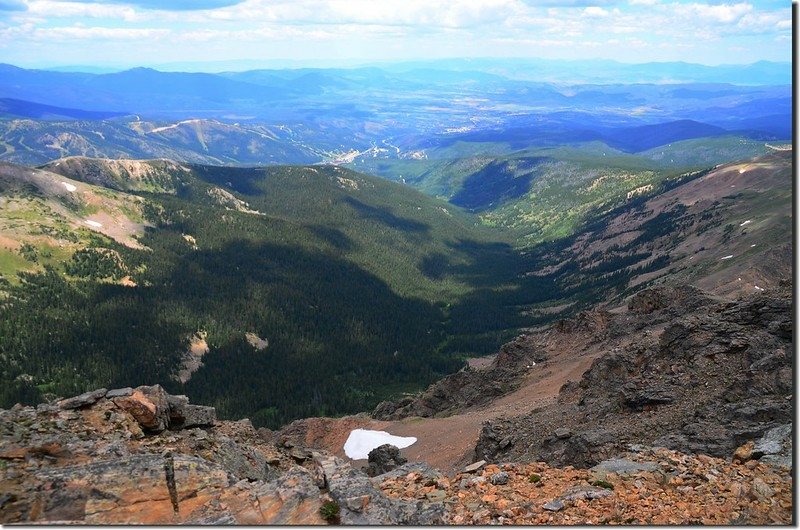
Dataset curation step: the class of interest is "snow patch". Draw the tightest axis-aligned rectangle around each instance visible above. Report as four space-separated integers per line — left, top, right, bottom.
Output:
62 182 77 192
739 220 752 227
343 429 417 460
84 220 103 228
720 255 733 260
754 285 764 291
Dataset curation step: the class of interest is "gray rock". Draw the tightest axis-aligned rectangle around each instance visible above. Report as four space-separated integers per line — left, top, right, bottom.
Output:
314 453 444 525
366 444 407 477
166 394 215 429
105 387 133 399
753 424 791 457
751 477 775 501
490 471 509 485
463 460 487 473
752 423 792 470
166 394 190 418
425 490 447 502
459 476 486 489
560 485 614 501
590 458 658 476
542 500 564 512
554 428 572 439
181 405 216 428
57 389 107 410
208 435 269 481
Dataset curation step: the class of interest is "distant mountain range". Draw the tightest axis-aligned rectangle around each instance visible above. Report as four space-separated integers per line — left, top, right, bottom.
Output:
0 62 790 179
31 57 792 85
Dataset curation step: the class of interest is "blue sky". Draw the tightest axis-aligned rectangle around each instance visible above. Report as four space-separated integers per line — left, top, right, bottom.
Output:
0 0 791 70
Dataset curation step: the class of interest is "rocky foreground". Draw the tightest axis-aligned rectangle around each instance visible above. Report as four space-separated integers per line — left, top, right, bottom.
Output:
0 382 793 525
0 286 794 525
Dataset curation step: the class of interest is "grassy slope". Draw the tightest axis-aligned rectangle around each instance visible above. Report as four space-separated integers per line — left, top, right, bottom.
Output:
353 137 774 246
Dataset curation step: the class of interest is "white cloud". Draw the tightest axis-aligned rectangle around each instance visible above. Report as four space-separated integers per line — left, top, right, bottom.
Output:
27 0 144 21
189 0 525 28
0 24 171 40
0 0 789 66
583 6 609 16
673 2 752 24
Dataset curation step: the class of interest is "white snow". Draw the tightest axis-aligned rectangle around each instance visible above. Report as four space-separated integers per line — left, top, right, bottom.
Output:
343 429 417 460
720 255 734 260
739 220 752 227
754 285 764 291
751 244 757 248
62 182 77 192
84 220 103 228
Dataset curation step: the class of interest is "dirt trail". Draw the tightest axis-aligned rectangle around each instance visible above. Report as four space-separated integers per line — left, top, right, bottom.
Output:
355 347 603 474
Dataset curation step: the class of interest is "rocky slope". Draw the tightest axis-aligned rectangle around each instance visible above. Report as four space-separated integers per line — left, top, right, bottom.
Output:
0 385 445 525
1 381 792 525
473 284 792 468
280 284 792 484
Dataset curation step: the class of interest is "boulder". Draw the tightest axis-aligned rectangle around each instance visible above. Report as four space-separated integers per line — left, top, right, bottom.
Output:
105 388 133 399
168 393 216 430
314 453 444 525
463 460 487 473
590 458 658 477
111 385 170 433
366 444 407 477
752 424 792 469
490 471 509 485
733 441 754 463
57 389 107 410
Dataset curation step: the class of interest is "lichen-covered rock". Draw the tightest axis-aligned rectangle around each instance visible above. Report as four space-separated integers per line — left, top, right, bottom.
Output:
313 453 445 525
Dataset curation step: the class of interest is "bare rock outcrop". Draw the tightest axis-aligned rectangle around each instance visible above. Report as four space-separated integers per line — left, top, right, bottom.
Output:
475 286 792 468
366 444 407 477
0 388 441 525
372 334 547 420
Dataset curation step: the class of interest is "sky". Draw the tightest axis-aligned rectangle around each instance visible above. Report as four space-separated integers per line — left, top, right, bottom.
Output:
0 0 791 70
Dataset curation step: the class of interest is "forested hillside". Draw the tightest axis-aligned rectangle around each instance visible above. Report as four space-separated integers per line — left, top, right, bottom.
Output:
0 149 791 428
0 159 527 426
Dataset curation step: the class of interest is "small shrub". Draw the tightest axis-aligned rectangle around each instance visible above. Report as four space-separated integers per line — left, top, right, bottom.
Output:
320 501 340 523
590 479 614 490
528 473 541 483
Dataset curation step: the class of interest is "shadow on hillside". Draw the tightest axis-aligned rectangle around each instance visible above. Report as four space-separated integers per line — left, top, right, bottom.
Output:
308 225 356 251
449 157 547 212
344 197 430 233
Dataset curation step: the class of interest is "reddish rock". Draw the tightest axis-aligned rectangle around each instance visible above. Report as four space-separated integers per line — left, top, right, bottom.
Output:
112 385 170 432
733 441 754 463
